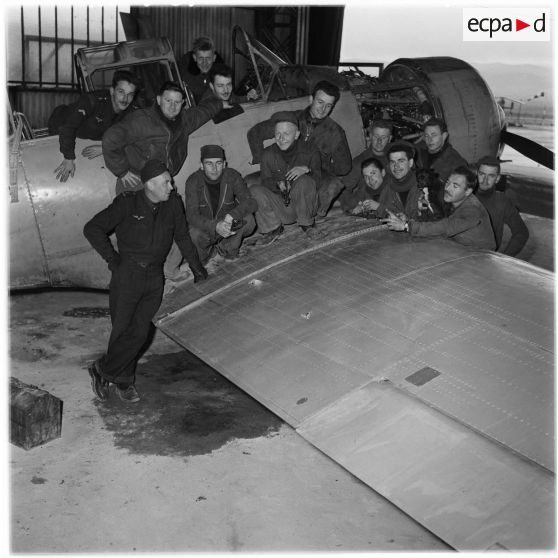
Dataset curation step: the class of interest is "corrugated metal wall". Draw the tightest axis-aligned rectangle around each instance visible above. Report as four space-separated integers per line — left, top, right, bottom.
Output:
134 6 256 67
12 90 80 129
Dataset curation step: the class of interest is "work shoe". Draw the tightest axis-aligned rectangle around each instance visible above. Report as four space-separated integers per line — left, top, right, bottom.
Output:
88 360 109 401
115 384 140 403
216 245 240 261
300 223 323 240
255 225 283 246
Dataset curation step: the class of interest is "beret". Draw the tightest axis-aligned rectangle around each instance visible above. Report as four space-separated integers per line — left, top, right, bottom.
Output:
272 111 299 127
200 144 225 160
140 159 168 183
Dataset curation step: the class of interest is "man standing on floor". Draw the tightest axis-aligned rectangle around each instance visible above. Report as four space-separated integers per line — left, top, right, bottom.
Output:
83 160 208 404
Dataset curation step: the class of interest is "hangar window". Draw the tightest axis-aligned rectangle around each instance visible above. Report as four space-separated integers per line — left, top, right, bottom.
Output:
6 4 129 90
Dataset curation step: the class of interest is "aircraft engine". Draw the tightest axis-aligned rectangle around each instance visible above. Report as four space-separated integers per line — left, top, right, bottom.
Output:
341 56 553 170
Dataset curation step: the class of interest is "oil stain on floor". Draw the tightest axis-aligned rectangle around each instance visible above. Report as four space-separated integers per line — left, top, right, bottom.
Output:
94 349 283 458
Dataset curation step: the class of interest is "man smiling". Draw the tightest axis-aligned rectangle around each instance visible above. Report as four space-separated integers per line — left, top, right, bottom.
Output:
374 141 421 220
208 63 258 124
102 81 222 194
384 165 495 250
84 159 208 404
342 119 392 194
49 70 140 182
247 80 351 217
249 112 321 244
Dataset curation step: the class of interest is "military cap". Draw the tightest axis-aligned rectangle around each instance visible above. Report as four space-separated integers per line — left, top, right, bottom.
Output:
200 145 225 160
272 111 299 127
140 159 168 183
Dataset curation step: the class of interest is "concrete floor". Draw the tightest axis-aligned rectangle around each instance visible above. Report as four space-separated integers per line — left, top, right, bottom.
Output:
8 289 451 554
6 124 553 555
7 203 554 555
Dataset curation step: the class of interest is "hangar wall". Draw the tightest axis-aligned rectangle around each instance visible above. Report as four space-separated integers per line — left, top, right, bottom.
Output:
8 5 345 130
131 5 256 68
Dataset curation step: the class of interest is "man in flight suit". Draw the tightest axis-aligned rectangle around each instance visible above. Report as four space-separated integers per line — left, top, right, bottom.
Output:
84 159 208 403
49 69 139 182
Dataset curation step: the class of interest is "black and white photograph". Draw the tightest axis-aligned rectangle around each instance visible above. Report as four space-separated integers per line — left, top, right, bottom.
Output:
4 0 555 555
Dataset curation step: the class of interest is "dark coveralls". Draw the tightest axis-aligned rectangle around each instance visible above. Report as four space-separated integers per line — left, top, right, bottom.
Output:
177 51 225 103
48 90 134 160
83 189 204 386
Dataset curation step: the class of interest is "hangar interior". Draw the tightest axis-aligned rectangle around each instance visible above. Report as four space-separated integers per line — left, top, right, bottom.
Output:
7 5 344 129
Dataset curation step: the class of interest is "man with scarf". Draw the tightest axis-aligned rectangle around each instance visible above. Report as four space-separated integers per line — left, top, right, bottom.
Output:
249 112 321 245
339 157 386 216
371 141 424 220
247 81 351 218
383 165 496 251
475 155 529 256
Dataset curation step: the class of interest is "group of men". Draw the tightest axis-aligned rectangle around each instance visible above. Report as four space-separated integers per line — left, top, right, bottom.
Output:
51 35 530 404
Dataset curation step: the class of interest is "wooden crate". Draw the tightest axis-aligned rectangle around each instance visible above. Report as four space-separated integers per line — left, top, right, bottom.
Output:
10 377 63 450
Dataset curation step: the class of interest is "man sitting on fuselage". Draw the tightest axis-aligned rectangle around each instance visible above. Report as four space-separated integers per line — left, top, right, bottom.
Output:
339 157 386 216
249 112 320 245
341 119 392 194
247 80 351 217
372 141 422 220
415 117 468 189
209 63 258 124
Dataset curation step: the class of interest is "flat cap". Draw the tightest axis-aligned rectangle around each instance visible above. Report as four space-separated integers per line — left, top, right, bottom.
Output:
272 111 299 127
200 144 226 160
140 159 168 183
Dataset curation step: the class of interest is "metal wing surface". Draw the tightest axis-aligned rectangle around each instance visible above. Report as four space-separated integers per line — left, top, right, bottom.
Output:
156 223 555 551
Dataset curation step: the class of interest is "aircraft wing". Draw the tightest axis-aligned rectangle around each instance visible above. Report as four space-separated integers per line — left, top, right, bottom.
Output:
155 219 555 551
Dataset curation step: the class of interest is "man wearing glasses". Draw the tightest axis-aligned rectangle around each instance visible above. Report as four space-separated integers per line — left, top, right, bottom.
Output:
383 165 496 250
